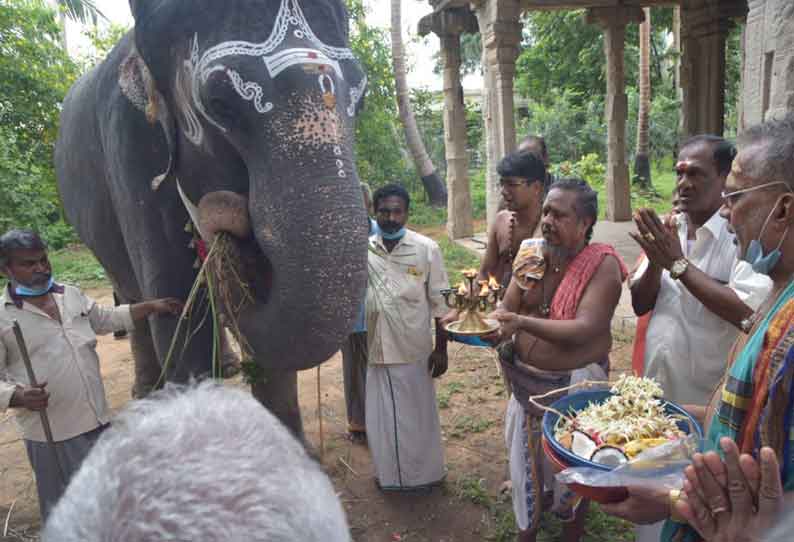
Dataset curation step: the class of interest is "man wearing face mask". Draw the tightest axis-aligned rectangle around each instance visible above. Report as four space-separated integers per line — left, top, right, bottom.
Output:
628 136 773 542
600 115 794 542
0 229 183 521
365 184 450 491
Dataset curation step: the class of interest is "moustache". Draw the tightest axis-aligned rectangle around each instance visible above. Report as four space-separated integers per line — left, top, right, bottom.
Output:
381 222 401 232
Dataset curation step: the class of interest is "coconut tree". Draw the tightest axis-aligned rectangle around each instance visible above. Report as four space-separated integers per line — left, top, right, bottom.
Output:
634 7 652 189
51 0 106 50
390 0 447 207
56 0 104 23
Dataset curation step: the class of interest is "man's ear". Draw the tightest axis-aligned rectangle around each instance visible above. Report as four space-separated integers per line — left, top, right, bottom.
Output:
778 192 794 225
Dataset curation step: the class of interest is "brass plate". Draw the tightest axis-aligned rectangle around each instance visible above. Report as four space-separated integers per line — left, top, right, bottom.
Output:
445 318 499 336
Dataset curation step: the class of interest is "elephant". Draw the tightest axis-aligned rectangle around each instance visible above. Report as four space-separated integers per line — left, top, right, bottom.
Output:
54 0 370 440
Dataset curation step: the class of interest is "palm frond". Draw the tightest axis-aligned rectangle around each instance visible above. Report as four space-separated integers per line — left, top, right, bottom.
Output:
56 0 108 24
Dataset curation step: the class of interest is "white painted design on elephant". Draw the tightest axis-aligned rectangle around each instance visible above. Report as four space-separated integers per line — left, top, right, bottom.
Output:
347 74 367 117
179 0 359 146
176 62 205 146
225 67 274 114
318 73 335 97
265 47 342 80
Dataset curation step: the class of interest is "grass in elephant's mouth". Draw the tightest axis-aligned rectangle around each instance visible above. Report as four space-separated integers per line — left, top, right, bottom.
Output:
157 233 254 386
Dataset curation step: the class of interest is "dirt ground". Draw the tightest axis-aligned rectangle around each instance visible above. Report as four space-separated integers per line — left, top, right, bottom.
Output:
0 288 636 542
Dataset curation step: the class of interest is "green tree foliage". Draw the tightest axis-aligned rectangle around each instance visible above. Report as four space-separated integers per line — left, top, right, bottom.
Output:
517 11 620 106
0 0 80 246
81 22 130 69
346 0 413 191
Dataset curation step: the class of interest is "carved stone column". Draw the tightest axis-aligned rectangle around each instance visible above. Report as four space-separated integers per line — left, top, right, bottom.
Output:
587 7 644 222
420 8 477 239
472 0 522 226
679 0 746 137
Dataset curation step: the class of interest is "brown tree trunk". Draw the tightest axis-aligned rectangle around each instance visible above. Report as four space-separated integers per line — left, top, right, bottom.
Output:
634 8 652 188
390 0 447 207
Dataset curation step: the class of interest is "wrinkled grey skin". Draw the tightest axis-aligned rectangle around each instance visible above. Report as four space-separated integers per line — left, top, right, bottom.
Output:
54 0 369 439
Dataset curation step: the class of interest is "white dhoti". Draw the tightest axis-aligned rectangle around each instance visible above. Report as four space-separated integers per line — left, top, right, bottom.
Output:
504 362 608 531
366 362 445 490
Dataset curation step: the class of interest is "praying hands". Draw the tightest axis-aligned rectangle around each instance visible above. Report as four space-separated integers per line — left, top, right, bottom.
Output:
674 437 785 542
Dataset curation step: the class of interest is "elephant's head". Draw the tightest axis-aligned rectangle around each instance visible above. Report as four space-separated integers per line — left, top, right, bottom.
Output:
128 0 369 370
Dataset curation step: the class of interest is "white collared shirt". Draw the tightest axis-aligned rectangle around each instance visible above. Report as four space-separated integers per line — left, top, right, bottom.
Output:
0 285 134 442
637 212 773 406
366 229 449 365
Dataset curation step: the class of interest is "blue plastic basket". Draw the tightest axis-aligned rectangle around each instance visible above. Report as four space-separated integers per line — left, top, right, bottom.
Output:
542 389 704 471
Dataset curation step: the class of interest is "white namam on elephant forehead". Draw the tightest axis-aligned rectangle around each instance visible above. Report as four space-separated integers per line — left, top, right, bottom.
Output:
179 0 367 147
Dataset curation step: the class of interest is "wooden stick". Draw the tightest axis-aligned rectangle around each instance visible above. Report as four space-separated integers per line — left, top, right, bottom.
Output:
338 456 358 476
12 321 66 486
316 366 324 462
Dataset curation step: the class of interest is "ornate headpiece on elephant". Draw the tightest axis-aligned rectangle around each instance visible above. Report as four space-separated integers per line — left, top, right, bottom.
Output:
126 0 367 192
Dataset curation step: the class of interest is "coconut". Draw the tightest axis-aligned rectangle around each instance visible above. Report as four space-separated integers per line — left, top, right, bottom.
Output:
590 445 629 467
570 430 598 460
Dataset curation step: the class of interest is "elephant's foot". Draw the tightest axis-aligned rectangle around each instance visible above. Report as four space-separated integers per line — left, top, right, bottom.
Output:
251 370 305 443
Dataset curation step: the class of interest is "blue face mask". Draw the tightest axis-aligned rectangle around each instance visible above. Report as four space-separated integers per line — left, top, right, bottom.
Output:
742 200 789 275
381 227 406 241
14 276 55 297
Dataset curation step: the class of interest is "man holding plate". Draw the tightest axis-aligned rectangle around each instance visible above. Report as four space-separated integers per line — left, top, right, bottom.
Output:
488 178 627 542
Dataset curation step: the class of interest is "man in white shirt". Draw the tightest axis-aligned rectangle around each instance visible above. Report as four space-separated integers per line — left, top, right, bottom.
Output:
0 229 182 520
628 137 773 542
365 184 450 491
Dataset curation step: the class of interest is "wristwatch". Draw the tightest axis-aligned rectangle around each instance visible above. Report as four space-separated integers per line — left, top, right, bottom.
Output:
669 258 689 280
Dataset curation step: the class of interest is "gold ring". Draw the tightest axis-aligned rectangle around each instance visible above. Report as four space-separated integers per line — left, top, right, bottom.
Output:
643 232 656 242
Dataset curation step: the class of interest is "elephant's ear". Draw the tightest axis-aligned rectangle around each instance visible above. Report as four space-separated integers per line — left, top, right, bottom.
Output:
119 45 178 191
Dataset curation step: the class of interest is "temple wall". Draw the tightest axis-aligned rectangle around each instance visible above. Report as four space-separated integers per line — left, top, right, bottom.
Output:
741 0 794 128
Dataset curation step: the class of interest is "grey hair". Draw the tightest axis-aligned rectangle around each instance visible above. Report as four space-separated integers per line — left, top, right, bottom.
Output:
0 229 47 268
738 113 794 190
43 383 351 542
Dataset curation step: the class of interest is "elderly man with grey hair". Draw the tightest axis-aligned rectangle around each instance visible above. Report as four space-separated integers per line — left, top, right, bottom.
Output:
43 383 352 541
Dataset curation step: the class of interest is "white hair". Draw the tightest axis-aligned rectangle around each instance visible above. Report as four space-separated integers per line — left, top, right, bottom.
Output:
43 382 351 542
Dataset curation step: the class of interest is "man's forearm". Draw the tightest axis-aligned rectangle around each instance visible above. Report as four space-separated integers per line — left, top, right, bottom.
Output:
515 315 595 349
434 318 448 352
130 301 158 321
678 265 753 329
631 263 662 315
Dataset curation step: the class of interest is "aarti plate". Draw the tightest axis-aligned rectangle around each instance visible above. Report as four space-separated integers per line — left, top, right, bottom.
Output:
445 318 500 336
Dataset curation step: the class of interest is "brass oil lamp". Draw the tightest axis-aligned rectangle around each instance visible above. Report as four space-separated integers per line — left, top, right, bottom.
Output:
441 269 504 335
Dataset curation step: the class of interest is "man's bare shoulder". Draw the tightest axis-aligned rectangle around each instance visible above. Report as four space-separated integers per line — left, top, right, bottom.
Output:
489 211 513 233
592 254 626 289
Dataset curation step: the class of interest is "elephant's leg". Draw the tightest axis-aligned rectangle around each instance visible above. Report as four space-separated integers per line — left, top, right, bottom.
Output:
251 370 304 442
130 318 161 398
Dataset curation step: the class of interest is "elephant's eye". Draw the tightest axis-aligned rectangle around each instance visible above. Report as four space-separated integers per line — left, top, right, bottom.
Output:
208 98 236 125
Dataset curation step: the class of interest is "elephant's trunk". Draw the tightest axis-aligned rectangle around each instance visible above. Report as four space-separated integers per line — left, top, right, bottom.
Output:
238 162 368 370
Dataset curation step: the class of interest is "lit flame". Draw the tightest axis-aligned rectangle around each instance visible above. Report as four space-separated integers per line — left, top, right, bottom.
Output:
488 275 500 289
457 282 468 295
462 268 478 278
479 281 490 296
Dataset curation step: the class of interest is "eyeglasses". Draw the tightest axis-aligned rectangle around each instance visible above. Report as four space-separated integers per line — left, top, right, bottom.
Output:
721 181 792 208
499 178 527 188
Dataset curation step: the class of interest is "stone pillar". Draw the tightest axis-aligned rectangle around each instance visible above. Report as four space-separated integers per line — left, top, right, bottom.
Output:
679 0 746 137
587 7 644 222
472 0 522 226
